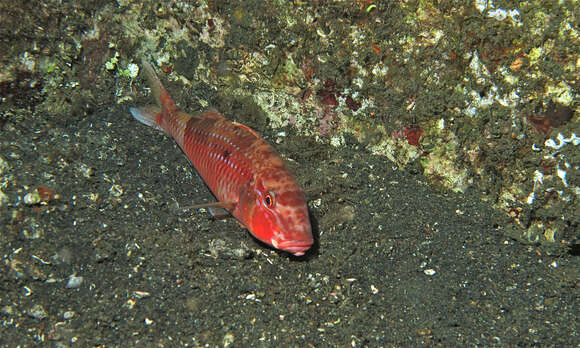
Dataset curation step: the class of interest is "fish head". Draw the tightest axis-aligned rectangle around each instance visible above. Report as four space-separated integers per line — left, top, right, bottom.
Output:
240 168 313 256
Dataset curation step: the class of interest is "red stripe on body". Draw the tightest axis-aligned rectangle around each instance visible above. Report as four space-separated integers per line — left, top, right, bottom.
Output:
161 112 256 208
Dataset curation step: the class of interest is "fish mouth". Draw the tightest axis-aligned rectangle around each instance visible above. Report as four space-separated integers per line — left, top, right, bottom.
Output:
273 239 313 256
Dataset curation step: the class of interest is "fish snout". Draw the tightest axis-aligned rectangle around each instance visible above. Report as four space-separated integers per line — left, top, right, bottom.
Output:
272 238 313 256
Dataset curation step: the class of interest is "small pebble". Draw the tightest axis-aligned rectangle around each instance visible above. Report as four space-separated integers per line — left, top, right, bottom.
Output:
1 305 14 315
67 275 84 288
424 269 436 276
27 304 48 320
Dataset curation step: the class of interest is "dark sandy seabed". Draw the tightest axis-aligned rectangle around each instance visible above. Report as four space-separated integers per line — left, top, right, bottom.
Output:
0 1 578 346
0 104 578 347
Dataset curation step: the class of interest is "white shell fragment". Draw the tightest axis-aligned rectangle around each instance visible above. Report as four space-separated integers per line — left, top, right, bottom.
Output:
424 269 436 276
67 275 84 288
545 133 579 150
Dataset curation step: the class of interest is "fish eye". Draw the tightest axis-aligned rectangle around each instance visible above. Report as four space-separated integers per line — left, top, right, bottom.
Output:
264 192 275 208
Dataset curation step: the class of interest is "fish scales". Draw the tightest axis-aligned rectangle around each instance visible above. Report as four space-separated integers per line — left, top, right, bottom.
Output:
129 60 313 256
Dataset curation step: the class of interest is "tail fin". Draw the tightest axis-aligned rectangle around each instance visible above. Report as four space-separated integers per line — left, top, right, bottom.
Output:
129 106 165 132
140 59 179 116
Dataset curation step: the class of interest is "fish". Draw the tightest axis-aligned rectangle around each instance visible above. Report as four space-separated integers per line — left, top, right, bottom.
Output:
129 60 313 256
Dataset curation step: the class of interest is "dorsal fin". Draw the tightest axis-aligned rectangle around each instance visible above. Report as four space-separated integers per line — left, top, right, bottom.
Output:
141 59 179 116
231 121 262 140
198 110 227 121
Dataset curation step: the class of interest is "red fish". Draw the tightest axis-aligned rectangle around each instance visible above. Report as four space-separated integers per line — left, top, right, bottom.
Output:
130 60 313 256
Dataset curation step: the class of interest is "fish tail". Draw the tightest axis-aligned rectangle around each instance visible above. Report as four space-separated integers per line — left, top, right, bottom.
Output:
129 106 165 132
141 59 178 115
130 59 180 131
